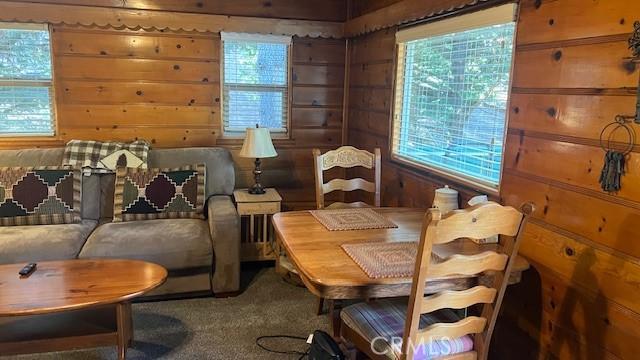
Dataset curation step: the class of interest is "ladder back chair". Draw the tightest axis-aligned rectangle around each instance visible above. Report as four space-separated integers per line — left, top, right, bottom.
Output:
313 146 381 210
340 202 534 360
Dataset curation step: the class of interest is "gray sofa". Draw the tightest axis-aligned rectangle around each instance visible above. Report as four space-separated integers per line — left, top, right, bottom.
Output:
0 147 240 296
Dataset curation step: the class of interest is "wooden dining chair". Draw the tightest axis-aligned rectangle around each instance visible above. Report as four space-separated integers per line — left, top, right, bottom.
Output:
310 146 382 315
313 146 381 210
340 202 533 360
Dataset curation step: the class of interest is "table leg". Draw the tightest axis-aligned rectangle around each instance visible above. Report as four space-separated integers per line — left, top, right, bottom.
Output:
116 302 132 360
328 300 343 338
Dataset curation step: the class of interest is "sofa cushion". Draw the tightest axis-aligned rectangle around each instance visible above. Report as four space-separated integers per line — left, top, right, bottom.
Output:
62 139 150 174
113 164 206 222
0 148 100 220
79 219 212 271
148 148 234 197
0 220 97 264
0 167 82 226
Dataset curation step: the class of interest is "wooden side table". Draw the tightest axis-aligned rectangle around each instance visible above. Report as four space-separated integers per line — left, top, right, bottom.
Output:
233 188 282 261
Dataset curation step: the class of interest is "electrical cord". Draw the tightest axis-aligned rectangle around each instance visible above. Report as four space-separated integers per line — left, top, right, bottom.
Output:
255 335 309 359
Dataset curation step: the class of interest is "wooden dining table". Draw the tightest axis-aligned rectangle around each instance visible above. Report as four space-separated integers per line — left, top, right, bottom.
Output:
272 207 529 335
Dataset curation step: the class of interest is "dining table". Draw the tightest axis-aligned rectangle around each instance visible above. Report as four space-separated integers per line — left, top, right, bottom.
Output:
272 207 530 336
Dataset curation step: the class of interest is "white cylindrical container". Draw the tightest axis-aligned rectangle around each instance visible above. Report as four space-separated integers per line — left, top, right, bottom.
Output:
432 185 459 214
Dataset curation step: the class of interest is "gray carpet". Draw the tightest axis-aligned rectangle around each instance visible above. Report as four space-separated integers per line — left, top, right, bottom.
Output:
4 268 329 360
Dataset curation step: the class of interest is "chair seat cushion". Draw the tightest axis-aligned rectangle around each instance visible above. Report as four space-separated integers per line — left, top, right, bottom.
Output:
78 219 212 271
0 220 97 264
341 299 474 359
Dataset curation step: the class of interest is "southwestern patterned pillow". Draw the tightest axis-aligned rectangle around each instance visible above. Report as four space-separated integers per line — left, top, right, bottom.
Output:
0 167 81 226
113 164 206 222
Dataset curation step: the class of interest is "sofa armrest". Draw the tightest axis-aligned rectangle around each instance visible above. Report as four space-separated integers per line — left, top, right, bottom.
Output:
207 195 240 294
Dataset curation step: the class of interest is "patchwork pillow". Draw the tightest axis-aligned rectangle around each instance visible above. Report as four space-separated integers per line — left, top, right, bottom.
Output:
0 167 81 226
113 164 206 222
63 139 150 175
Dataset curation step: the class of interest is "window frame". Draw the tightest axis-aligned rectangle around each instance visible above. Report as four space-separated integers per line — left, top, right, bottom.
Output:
219 32 292 139
0 22 57 138
388 4 518 195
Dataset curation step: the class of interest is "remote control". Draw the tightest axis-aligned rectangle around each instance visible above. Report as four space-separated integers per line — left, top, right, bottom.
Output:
18 263 37 277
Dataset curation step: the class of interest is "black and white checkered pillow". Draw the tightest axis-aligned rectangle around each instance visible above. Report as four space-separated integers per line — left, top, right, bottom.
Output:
62 140 150 175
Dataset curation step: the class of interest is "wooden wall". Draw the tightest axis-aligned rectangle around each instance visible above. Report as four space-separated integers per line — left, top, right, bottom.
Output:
0 2 347 210
8 0 347 21
501 0 640 358
346 0 640 358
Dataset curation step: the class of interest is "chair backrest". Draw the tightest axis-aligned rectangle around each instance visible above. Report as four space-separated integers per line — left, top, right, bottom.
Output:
312 146 381 209
402 202 534 360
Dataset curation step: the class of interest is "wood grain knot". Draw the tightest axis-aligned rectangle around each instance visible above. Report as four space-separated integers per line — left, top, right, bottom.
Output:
623 61 636 74
553 50 562 61
472 218 477 223
564 247 575 256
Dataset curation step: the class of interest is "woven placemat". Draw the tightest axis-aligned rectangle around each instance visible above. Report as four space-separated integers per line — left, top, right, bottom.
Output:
309 208 398 231
342 241 440 279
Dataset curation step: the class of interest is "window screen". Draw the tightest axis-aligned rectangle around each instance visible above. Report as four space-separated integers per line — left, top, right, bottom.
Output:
0 23 54 136
221 33 290 135
392 5 516 190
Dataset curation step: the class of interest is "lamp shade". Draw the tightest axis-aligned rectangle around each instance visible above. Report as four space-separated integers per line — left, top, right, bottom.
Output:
239 127 278 158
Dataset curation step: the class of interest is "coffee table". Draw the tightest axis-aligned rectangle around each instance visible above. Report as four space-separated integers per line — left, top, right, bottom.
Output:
0 259 167 359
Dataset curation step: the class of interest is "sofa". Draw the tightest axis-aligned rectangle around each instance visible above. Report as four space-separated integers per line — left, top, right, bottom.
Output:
0 147 240 296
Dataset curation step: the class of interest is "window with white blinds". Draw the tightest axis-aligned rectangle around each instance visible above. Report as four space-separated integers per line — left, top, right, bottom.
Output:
391 4 516 192
221 33 291 135
0 23 54 136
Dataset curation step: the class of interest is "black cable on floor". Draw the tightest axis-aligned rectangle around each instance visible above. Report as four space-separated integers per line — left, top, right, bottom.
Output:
255 335 309 359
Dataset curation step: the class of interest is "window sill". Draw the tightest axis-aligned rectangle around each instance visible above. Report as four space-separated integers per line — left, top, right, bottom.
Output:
216 135 295 148
0 136 64 149
389 154 501 197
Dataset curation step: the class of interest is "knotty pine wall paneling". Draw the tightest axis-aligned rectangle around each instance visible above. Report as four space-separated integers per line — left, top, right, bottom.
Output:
501 1 640 358
8 0 348 21
0 14 346 210
344 0 640 358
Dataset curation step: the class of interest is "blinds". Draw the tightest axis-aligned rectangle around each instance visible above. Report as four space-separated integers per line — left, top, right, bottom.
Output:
0 22 54 136
221 32 291 134
391 5 516 190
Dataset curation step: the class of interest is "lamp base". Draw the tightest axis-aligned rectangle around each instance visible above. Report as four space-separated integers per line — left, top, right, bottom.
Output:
248 183 266 195
248 158 266 195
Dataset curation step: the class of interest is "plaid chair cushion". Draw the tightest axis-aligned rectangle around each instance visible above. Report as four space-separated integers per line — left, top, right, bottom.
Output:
63 140 150 175
341 299 474 359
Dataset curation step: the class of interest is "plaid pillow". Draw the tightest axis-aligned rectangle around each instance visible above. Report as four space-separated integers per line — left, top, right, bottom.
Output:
0 167 81 226
63 140 150 175
113 164 206 222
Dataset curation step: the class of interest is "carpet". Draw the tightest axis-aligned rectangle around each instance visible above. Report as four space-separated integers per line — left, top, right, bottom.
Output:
4 267 329 360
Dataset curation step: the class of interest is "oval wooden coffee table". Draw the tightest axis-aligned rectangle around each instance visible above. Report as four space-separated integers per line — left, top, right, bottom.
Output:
0 259 167 359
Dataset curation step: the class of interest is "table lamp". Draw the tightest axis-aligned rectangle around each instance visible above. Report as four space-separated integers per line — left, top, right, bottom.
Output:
239 125 278 194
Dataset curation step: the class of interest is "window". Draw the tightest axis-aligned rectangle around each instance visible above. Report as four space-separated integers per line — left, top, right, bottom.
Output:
0 23 54 136
391 5 516 192
221 32 291 136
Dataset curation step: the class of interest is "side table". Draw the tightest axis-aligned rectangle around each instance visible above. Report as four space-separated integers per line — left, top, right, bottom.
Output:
233 188 282 261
